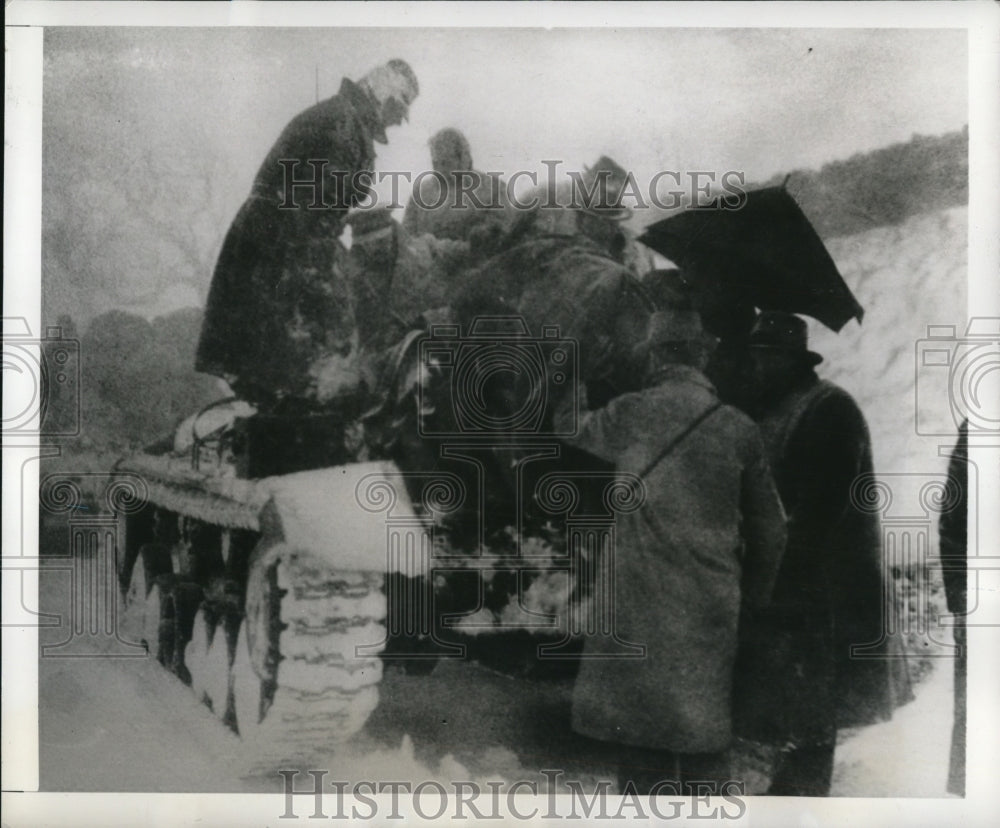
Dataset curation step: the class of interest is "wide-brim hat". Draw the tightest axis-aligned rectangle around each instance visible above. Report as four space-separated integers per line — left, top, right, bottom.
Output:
747 310 823 365
575 155 633 221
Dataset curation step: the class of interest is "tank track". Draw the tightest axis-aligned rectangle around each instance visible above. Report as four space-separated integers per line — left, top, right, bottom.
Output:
117 453 397 775
232 544 385 774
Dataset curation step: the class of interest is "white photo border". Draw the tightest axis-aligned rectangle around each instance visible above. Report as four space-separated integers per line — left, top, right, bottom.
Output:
4 2 999 826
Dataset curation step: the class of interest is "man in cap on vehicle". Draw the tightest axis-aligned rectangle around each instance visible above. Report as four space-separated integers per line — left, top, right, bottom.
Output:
195 59 419 412
523 155 654 276
403 127 509 243
553 308 786 795
734 310 907 795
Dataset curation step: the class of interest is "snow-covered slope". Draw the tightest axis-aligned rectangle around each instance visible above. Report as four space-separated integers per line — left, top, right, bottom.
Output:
810 205 967 481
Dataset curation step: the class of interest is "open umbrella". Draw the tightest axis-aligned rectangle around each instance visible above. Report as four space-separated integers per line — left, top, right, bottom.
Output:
637 186 864 332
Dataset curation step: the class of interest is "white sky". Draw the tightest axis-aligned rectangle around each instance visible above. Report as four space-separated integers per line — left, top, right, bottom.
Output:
48 26 968 199
40 25 970 320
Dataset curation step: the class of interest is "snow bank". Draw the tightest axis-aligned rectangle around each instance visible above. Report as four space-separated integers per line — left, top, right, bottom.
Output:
810 205 967 480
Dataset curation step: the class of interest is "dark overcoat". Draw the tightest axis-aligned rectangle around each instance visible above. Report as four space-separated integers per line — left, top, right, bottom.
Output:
940 419 968 796
195 79 383 408
557 366 787 753
735 373 909 746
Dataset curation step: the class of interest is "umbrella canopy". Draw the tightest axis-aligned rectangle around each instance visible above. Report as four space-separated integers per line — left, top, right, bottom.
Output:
637 186 864 332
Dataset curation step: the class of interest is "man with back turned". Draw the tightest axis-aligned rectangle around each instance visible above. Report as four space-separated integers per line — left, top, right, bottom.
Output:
554 308 787 795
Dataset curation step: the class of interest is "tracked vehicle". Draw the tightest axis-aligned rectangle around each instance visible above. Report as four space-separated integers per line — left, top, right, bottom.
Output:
115 211 654 772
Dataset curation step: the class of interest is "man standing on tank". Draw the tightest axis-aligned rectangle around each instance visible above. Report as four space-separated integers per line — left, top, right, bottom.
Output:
195 60 419 412
402 127 509 242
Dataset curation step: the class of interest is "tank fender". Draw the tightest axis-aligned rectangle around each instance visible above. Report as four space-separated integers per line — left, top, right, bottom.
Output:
258 461 431 575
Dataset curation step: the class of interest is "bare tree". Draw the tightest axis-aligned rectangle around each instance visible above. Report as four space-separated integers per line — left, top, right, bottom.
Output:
44 97 241 324
117 120 237 300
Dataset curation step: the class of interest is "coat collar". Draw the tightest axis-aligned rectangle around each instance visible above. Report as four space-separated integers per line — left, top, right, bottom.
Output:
647 363 717 395
749 368 819 418
338 77 386 144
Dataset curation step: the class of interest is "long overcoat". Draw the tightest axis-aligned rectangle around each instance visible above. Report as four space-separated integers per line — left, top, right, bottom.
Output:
734 373 910 746
557 365 787 754
195 78 383 408
939 419 967 796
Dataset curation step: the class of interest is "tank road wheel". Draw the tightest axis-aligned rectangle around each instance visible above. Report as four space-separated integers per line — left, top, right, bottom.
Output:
120 558 147 644
231 621 265 744
170 583 204 684
186 606 213 703
210 609 241 725
187 600 241 722
121 543 173 646
144 576 179 666
231 544 386 774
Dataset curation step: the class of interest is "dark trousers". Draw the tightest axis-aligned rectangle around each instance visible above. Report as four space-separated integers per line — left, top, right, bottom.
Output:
767 743 836 796
948 622 966 796
616 744 731 796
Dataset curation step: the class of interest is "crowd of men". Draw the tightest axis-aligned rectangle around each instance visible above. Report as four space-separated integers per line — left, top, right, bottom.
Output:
196 59 914 797
556 303 905 796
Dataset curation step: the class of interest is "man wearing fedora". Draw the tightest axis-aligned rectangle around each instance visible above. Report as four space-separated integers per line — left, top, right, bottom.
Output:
734 310 906 796
525 155 655 275
554 308 787 795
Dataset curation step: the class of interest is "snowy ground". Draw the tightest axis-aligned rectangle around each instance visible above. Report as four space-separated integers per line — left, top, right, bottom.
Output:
37 548 955 796
833 649 954 797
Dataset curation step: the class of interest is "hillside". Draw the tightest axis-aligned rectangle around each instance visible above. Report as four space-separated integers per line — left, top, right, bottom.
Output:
759 127 967 238
49 307 224 456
